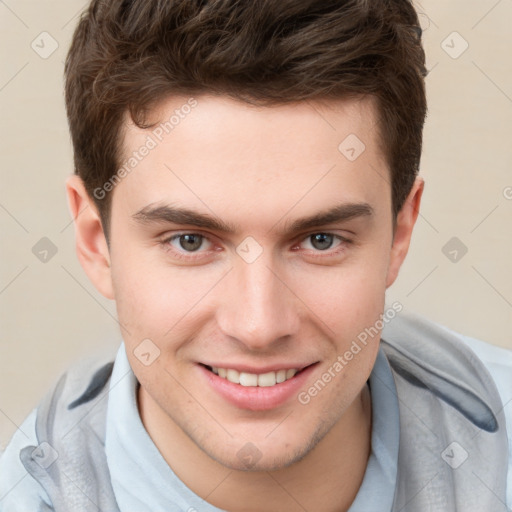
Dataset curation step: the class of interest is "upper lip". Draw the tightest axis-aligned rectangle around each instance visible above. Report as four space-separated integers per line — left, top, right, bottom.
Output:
200 362 317 374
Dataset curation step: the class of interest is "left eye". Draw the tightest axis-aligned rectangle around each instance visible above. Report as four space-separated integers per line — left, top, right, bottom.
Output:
301 233 342 251
169 233 211 252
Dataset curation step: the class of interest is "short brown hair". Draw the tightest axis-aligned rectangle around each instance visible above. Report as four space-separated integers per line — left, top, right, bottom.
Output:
65 0 427 233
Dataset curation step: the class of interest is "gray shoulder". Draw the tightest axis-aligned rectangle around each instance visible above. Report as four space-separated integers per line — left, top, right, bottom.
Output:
0 409 53 511
381 310 506 432
0 356 115 512
381 310 512 509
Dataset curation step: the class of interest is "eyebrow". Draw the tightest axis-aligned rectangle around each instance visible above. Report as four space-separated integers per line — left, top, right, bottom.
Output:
132 202 374 236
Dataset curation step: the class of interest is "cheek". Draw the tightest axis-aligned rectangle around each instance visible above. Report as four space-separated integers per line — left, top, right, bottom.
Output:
294 262 386 412
290 245 389 387
110 246 227 346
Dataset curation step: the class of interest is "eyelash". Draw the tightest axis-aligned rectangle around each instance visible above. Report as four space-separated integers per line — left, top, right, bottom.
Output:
159 232 352 262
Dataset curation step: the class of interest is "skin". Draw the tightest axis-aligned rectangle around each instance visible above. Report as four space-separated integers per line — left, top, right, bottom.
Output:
67 94 423 512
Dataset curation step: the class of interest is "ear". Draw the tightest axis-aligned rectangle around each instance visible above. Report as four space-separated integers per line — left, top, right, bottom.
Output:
65 174 114 299
386 176 424 288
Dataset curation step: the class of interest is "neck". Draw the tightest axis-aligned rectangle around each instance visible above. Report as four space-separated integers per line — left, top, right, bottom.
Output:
139 384 372 512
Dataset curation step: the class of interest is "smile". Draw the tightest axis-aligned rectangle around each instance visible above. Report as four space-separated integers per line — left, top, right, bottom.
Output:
207 366 299 387
199 362 318 410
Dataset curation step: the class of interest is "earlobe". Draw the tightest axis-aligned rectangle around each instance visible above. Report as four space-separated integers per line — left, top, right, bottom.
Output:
65 174 114 299
385 176 424 288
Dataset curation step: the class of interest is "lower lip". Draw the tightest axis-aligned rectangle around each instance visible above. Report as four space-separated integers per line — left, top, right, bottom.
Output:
198 363 318 411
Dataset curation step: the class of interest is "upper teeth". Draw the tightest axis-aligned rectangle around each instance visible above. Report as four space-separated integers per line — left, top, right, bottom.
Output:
211 367 298 387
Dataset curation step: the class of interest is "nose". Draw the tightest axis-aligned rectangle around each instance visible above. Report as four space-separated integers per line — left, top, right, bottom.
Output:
217 255 300 351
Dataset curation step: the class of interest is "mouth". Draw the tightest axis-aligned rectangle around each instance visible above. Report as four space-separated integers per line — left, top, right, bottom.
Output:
198 362 319 411
201 364 309 387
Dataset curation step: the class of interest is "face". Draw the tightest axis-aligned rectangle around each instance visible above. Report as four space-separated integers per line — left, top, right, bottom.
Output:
72 94 421 471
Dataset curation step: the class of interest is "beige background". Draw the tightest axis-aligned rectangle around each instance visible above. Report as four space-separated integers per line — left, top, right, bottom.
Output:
1 0 511 449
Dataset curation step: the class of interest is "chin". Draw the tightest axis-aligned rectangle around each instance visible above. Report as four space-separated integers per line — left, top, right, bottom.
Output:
204 420 331 472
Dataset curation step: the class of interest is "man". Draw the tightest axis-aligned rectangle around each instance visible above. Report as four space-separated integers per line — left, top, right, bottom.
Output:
0 1 510 511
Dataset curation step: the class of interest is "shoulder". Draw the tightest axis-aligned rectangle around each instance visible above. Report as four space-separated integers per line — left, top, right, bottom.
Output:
381 310 512 508
0 356 115 512
381 310 511 419
448 329 512 509
0 409 53 511
381 310 511 388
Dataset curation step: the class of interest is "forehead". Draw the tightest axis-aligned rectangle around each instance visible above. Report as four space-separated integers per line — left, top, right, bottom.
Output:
113 94 390 230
